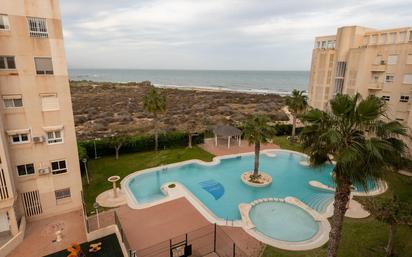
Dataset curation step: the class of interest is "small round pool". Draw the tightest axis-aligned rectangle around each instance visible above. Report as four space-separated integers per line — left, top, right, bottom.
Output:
250 201 319 242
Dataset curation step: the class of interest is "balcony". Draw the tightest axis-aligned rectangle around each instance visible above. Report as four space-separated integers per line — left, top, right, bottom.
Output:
371 64 386 72
368 82 384 90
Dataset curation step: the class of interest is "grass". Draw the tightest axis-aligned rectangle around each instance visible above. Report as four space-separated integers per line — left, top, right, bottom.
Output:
262 172 412 257
82 146 214 213
272 136 305 152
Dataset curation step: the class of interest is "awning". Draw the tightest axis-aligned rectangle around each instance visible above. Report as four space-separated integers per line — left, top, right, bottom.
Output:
6 129 30 136
42 125 64 132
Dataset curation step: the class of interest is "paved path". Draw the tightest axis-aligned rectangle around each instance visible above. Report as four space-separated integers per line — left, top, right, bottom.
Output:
200 138 279 156
8 210 87 257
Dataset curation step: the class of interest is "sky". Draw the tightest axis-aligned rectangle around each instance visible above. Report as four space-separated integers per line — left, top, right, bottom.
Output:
60 0 412 71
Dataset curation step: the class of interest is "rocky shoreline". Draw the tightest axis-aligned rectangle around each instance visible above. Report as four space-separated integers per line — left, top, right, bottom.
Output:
70 80 288 140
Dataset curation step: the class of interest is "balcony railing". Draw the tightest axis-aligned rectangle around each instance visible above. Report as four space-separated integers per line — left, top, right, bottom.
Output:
0 168 9 200
368 82 384 90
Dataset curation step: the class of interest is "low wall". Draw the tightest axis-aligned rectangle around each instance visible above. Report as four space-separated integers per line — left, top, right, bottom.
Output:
0 216 26 257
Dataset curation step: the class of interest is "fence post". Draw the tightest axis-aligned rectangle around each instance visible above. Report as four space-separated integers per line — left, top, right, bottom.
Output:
232 243 236 257
213 223 217 252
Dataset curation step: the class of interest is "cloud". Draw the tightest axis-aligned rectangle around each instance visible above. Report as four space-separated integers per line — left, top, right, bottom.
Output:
60 0 412 70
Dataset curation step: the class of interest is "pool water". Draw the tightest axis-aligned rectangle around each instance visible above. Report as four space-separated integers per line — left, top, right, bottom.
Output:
250 201 319 242
127 151 376 220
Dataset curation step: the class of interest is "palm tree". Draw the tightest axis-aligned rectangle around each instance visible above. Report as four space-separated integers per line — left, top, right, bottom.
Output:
243 115 275 178
285 90 308 141
143 85 166 151
365 196 412 257
300 94 408 257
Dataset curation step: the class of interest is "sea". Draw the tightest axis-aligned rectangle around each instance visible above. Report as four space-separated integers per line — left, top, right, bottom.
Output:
68 69 309 95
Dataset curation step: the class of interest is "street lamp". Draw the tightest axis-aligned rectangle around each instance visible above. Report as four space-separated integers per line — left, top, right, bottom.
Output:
93 202 100 229
82 158 90 185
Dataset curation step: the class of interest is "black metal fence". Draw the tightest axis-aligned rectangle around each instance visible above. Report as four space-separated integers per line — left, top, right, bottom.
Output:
134 224 248 257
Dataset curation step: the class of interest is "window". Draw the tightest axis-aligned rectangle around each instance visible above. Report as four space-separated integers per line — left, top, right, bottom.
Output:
3 96 23 108
403 74 412 84
0 56 16 69
27 17 48 38
51 160 67 175
399 32 406 42
385 74 394 83
321 41 326 48
387 55 398 65
327 41 335 49
400 96 410 103
0 14 10 30
374 55 383 65
409 31 412 41
381 96 390 101
370 35 377 44
55 188 71 200
10 134 29 144
379 33 387 44
363 36 369 45
34 57 53 75
407 54 412 65
315 41 320 48
47 131 63 144
388 32 396 44
17 163 35 176
41 94 59 111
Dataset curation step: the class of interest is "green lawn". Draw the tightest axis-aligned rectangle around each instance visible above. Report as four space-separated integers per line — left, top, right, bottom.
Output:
82 146 214 213
272 136 305 152
262 172 412 257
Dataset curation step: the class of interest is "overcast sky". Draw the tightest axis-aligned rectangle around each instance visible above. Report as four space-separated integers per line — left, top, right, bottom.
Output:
60 0 412 70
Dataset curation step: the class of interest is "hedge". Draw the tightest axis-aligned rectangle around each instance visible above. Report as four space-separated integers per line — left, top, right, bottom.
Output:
273 124 304 136
79 132 204 158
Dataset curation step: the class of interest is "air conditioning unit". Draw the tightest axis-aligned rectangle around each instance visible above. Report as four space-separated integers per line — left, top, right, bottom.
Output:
33 136 45 143
38 167 50 175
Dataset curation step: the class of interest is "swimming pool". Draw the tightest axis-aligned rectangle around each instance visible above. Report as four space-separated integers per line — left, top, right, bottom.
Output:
125 150 380 220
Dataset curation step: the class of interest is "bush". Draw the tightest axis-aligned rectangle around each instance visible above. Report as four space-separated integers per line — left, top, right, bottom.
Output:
79 132 204 157
273 124 303 136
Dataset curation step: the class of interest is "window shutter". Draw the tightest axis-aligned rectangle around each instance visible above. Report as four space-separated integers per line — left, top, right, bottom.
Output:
387 55 398 65
34 58 53 72
41 95 59 111
403 74 412 84
407 55 412 65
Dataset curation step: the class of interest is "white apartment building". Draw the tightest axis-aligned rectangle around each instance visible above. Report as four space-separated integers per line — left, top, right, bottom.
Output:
0 0 82 253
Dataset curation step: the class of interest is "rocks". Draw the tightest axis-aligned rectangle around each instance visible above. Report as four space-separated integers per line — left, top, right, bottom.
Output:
70 81 288 140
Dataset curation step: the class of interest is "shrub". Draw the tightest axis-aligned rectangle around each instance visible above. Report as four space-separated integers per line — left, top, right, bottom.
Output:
79 132 204 157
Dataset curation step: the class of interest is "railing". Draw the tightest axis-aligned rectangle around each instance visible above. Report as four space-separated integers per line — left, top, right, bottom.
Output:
0 168 9 200
135 223 249 257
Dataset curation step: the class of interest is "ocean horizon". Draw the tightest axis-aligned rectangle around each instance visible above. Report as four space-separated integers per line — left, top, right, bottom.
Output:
69 68 309 95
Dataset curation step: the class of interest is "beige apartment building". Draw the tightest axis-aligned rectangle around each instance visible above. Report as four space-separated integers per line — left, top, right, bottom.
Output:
308 26 412 128
0 0 82 252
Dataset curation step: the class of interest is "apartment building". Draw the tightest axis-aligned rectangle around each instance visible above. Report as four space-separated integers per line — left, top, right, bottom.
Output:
308 26 412 128
0 0 82 249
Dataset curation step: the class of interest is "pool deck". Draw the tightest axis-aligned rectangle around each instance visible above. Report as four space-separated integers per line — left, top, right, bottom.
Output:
116 197 263 256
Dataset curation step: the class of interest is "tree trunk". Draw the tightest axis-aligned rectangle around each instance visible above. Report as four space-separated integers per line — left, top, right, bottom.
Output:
154 113 158 151
253 142 260 177
327 174 351 257
188 133 192 148
386 223 396 257
115 144 122 160
291 115 297 140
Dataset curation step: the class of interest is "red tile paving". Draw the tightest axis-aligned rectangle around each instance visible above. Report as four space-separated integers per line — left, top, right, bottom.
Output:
116 198 263 257
200 138 279 156
117 198 210 251
8 210 87 257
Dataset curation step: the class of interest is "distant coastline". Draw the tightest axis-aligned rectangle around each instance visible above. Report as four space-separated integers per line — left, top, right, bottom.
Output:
69 68 309 96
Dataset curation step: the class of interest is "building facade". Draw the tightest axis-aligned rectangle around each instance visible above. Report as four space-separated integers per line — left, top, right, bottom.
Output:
308 26 412 128
0 0 82 246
